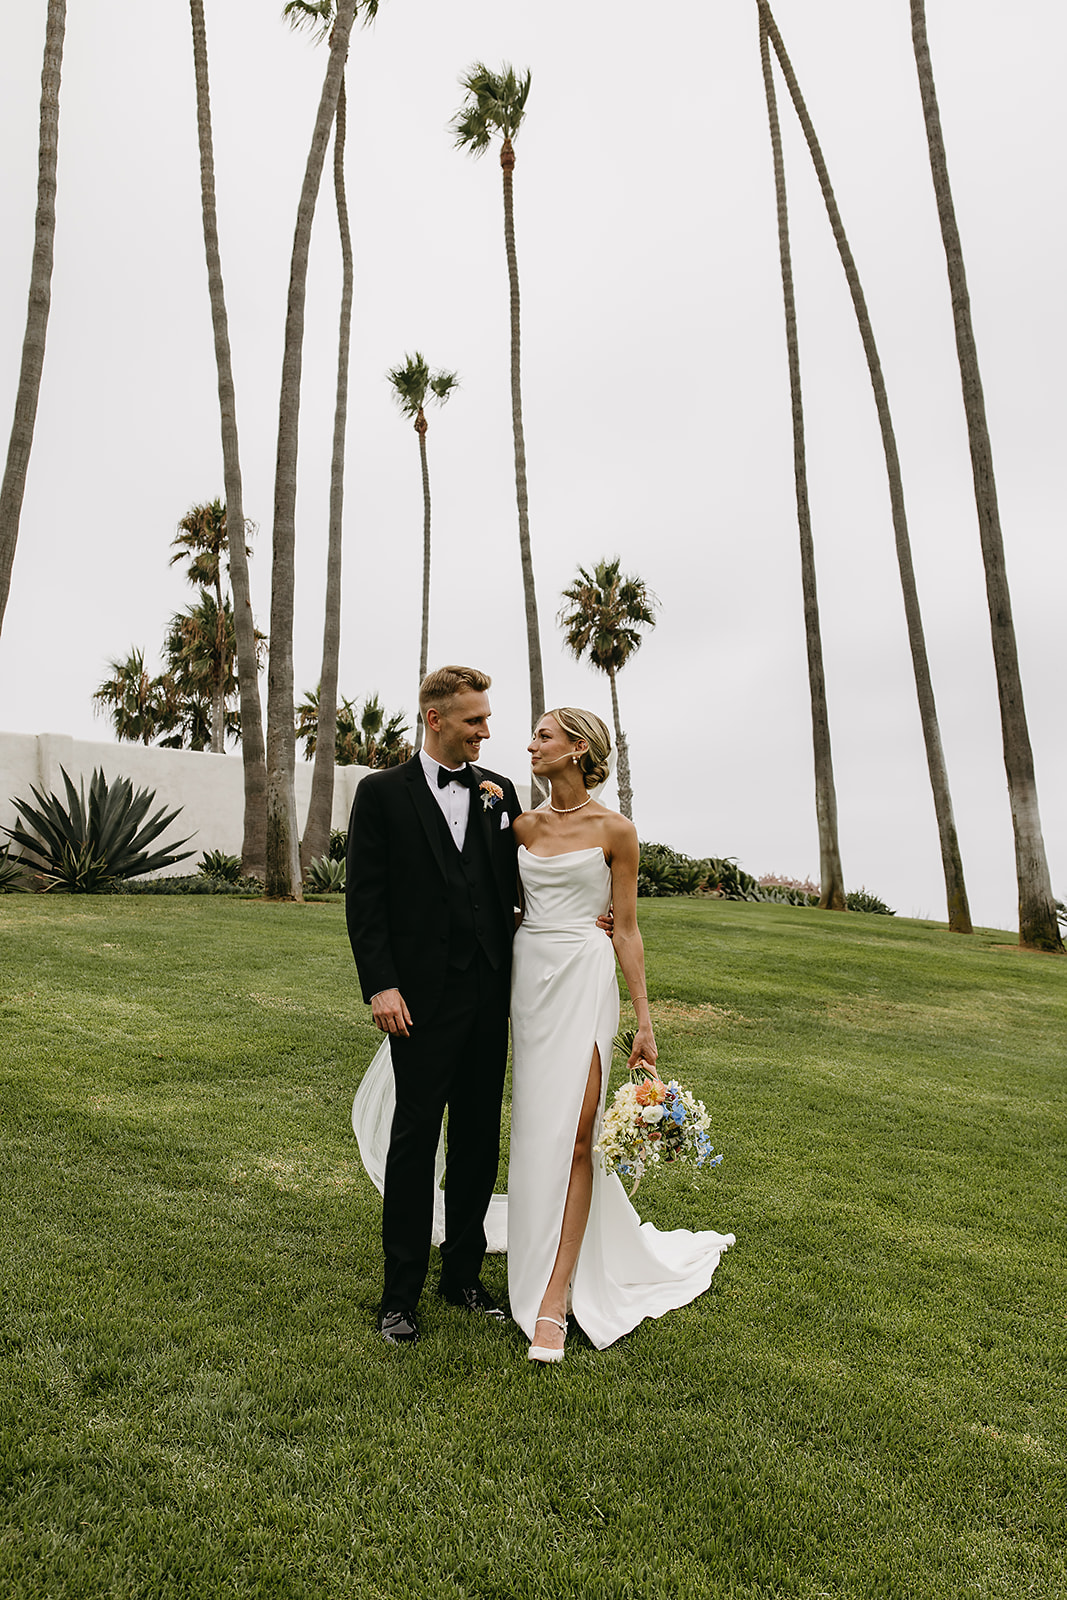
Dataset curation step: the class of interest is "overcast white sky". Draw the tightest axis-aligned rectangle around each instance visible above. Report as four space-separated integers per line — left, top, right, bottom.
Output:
1 0 1063 932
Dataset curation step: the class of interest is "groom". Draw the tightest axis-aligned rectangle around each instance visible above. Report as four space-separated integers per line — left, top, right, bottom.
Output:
345 665 523 1346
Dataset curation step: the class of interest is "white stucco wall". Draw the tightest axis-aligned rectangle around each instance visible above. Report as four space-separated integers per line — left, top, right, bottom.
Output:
0 731 370 874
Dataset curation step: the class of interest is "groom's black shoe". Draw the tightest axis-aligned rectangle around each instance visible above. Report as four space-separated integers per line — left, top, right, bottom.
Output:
378 1308 420 1346
438 1278 507 1320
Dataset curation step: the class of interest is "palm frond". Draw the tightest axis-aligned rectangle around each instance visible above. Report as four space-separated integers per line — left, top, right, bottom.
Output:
387 352 430 416
283 0 333 39
451 61 531 152
429 369 459 404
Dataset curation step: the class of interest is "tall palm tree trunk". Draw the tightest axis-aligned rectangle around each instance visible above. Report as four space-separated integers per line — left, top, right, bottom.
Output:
0 0 65 635
910 1 1061 951
301 73 353 873
414 408 431 754
759 14 846 910
607 666 633 822
211 563 226 753
760 4 971 935
190 0 267 864
500 136 545 733
266 0 357 899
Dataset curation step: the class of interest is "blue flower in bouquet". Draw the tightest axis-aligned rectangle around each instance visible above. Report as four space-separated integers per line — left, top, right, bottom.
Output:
670 1098 686 1126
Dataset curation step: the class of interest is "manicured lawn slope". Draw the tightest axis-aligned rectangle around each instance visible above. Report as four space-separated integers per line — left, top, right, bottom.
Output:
2 897 1064 1598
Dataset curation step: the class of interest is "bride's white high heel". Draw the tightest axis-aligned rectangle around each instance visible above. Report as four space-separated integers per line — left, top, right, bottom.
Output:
527 1316 568 1364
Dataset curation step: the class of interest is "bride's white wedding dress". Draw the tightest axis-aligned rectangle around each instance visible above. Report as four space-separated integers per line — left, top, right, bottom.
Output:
508 845 733 1349
351 842 734 1349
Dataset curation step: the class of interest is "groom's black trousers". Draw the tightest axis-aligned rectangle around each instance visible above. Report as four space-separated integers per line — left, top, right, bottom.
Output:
381 951 510 1312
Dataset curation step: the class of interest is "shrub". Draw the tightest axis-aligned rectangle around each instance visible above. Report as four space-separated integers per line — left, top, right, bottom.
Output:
328 828 347 863
1056 900 1066 932
755 874 820 907
198 849 243 884
305 854 345 893
3 768 193 893
704 857 762 901
759 872 820 896
846 887 896 916
113 874 250 896
635 846 892 913
637 843 708 898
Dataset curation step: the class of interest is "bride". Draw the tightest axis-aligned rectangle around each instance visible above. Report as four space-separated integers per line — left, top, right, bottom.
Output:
508 707 733 1360
352 706 734 1358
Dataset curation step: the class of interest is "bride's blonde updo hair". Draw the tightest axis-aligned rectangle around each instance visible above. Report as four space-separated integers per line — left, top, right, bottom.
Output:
547 707 612 790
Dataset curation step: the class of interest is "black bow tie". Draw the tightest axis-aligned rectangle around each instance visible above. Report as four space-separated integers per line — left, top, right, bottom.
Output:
437 763 474 789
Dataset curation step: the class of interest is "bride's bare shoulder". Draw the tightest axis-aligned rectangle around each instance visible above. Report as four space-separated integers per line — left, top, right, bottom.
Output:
602 810 638 858
512 807 545 844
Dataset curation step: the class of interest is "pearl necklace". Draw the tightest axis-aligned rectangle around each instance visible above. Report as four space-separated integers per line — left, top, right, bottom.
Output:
547 795 592 814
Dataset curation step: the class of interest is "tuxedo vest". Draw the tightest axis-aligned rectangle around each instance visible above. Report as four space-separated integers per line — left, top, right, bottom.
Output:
430 799 508 972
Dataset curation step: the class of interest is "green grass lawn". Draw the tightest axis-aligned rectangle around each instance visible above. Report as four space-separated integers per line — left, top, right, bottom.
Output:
1 895 1064 1598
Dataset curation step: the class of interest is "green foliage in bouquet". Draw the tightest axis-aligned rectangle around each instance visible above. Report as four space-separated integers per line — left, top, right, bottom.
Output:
3 768 193 892
305 854 345 893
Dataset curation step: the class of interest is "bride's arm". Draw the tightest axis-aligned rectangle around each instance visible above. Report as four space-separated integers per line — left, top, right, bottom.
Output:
606 821 657 1069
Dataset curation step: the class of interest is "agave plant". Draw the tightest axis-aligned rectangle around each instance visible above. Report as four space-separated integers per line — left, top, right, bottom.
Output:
198 849 243 884
304 853 345 893
0 844 26 892
3 767 193 892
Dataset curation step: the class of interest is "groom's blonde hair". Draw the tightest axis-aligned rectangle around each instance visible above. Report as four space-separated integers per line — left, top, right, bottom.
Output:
419 665 492 716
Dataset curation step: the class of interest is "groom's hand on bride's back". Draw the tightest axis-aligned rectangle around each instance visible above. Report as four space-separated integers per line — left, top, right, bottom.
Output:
371 987 413 1036
597 908 615 939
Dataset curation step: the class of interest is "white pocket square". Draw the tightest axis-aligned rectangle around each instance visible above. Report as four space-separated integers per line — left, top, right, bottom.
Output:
500 812 510 829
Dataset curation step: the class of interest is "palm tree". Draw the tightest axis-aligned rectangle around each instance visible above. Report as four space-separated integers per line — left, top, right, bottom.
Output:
758 13 846 912
170 499 241 753
265 0 360 898
758 5 972 936
558 559 657 821
93 650 177 746
387 352 459 751
0 0 66 635
297 688 412 768
452 63 545 732
162 592 245 751
910 2 1061 953
283 2 374 874
188 0 268 873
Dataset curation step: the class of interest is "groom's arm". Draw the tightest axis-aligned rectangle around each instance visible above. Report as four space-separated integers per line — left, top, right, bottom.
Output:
345 776 401 1005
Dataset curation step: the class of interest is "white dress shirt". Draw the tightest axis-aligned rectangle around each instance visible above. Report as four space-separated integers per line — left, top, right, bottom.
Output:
418 749 470 849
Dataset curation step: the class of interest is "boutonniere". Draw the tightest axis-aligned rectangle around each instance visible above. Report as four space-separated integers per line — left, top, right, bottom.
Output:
479 780 504 812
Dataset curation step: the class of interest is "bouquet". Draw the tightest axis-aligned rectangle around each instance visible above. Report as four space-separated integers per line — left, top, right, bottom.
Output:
595 1043 722 1196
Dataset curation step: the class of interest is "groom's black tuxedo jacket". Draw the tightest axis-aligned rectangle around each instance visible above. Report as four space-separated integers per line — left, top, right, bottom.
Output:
345 756 523 1020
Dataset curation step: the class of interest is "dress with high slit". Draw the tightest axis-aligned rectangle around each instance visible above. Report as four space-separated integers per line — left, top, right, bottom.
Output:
506 844 734 1350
